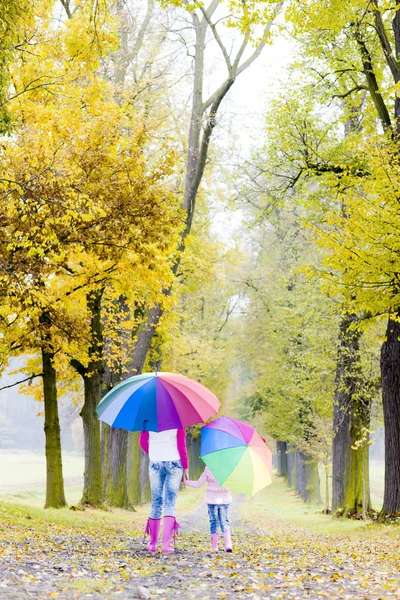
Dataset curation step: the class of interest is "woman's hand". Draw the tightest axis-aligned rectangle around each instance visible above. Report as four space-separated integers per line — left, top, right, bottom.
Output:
182 469 189 482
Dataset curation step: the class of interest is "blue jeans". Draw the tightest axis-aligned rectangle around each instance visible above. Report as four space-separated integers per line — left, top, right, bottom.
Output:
149 460 183 519
207 503 230 534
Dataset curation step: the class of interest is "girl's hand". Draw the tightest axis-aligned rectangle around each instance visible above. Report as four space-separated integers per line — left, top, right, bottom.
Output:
183 469 189 482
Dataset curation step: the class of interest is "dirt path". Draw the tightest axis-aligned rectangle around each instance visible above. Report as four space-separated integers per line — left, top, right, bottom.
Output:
1 498 400 599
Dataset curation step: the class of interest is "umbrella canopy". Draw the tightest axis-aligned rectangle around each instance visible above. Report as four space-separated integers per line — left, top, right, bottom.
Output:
200 416 272 496
96 372 220 432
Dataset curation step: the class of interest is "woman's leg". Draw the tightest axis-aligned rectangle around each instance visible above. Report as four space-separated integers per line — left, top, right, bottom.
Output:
149 462 166 519
162 461 183 553
163 461 183 517
146 462 166 552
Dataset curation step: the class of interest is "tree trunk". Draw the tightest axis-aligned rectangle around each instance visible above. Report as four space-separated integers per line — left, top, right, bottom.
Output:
71 289 104 507
101 296 134 509
381 315 400 515
187 430 203 479
80 370 103 506
276 441 288 477
287 444 295 488
103 426 129 506
295 452 321 503
295 451 306 499
379 6 400 517
126 431 141 507
41 343 67 508
304 457 322 504
332 313 371 515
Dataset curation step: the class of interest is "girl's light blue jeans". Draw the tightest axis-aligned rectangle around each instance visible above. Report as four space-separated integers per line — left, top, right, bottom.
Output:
207 503 230 534
149 460 183 519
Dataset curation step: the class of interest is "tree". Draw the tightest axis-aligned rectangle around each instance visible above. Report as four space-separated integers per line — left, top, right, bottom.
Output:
229 200 337 504
286 0 400 516
131 0 284 374
0 3 181 507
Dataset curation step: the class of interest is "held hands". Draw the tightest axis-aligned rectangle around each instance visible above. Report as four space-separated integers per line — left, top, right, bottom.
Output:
182 468 189 483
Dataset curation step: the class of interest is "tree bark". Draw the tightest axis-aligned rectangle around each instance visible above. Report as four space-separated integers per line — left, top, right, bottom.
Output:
381 315 400 515
103 425 129 506
287 444 295 488
377 3 400 517
80 369 103 506
71 289 104 506
304 456 322 504
332 313 371 515
276 441 288 477
40 315 67 508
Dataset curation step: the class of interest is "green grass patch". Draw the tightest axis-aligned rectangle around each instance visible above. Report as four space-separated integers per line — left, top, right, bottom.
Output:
0 485 204 536
241 476 377 536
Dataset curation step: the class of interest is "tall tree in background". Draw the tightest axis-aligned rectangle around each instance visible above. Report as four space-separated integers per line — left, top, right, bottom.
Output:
287 0 400 516
131 0 284 374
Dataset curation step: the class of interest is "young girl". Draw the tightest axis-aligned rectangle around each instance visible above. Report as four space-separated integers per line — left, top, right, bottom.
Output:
185 466 233 552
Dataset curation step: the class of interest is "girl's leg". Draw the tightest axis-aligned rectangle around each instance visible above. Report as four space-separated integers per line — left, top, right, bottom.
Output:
207 504 218 534
219 504 232 552
162 461 183 553
208 505 219 551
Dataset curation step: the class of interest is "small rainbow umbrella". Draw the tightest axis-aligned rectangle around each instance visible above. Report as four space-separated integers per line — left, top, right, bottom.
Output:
96 372 220 432
200 416 272 496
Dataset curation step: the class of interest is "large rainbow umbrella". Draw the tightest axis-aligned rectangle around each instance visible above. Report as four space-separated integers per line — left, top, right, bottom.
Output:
200 416 272 496
96 372 220 432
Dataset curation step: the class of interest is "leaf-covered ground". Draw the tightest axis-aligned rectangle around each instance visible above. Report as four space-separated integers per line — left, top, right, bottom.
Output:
1 480 400 599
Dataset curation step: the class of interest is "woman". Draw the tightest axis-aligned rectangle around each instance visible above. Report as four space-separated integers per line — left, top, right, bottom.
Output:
140 428 189 553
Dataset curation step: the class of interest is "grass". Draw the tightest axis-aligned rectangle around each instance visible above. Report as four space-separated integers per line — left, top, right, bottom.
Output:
241 477 369 535
0 451 386 539
240 473 400 542
0 485 204 535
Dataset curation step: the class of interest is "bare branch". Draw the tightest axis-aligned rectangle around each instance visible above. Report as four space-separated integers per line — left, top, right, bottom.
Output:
128 0 155 64
199 4 232 74
0 373 43 392
203 1 284 112
60 0 72 19
236 3 284 78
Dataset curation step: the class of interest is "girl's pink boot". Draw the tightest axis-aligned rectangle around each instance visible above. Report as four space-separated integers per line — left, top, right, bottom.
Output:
144 518 160 553
223 529 232 552
211 533 219 552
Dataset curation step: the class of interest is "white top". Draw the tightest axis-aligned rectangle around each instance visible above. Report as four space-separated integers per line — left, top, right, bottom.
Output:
148 429 180 463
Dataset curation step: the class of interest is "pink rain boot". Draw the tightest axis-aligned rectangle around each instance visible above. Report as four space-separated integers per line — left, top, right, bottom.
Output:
144 518 160 553
162 516 180 553
211 533 219 552
223 529 232 552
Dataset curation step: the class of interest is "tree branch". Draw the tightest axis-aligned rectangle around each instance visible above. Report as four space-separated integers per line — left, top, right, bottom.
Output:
199 4 232 74
353 25 392 130
60 0 72 19
203 1 284 112
0 373 43 392
70 358 87 377
374 6 400 83
128 0 155 64
332 85 368 99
